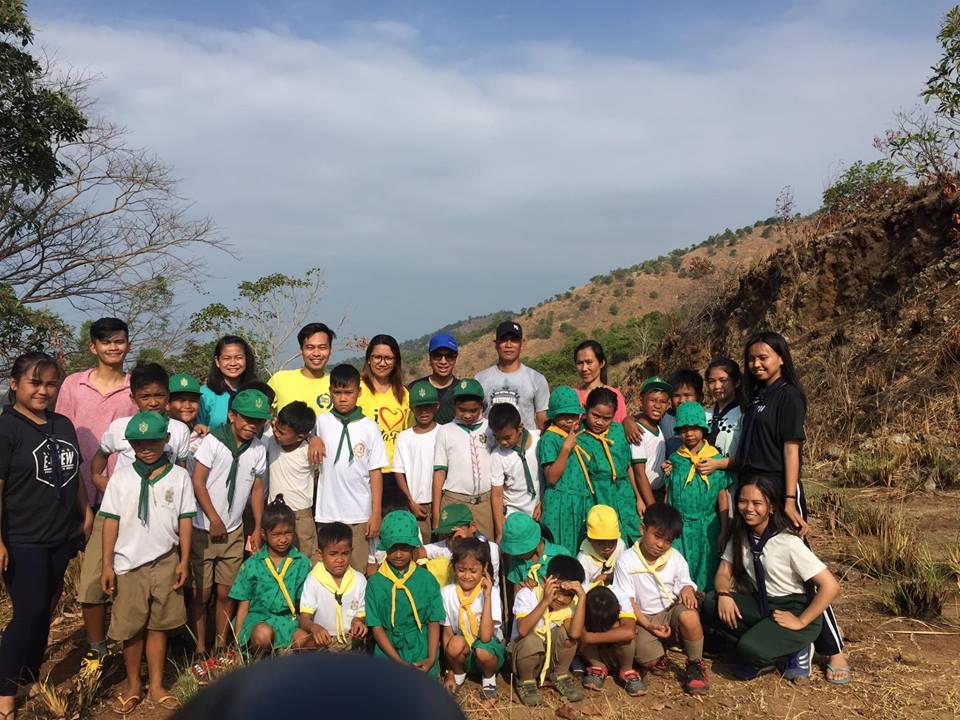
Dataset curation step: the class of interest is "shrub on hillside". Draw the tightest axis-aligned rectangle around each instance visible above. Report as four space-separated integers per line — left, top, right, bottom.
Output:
578 299 591 311
530 315 553 340
608 303 619 316
649 290 659 299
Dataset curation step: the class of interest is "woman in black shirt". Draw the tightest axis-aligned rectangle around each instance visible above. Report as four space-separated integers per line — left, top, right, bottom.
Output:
0 352 92 717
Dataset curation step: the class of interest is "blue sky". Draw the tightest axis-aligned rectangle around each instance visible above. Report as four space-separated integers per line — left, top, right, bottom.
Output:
27 0 954 356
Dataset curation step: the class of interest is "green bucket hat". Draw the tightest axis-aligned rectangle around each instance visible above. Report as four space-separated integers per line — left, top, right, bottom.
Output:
124 411 169 441
640 375 672 395
547 386 583 420
453 378 484 401
231 389 272 420
409 380 440 407
674 401 710 432
500 512 542 556
379 510 423 550
435 503 473 535
169 372 201 395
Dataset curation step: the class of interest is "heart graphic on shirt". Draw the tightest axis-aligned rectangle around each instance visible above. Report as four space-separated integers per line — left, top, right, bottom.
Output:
379 406 406 431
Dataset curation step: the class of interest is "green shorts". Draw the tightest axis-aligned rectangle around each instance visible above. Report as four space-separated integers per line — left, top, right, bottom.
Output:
465 637 507 675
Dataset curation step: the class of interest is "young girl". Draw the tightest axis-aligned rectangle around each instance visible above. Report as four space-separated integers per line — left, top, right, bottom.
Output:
198 335 258 431
229 496 313 655
579 586 643 696
539 386 594 554
578 388 641 545
699 358 743 518
441 538 506 702
709 476 840 682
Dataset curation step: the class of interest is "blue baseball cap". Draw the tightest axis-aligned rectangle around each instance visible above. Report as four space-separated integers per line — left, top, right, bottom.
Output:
428 333 459 354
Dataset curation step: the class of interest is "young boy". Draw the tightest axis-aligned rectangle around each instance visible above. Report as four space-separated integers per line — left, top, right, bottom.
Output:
99 412 195 713
511 555 587 706
631 375 672 508
611 503 710 695
314 364 388 573
266 401 319 560
489 403 541 542
167 372 203 473
393 380 440 541
365 511 445 675
659 369 704 451
420 503 501 591
579 586 644 696
501 511 572 589
577 505 626 589
189 388 270 659
299 522 368 650
432 379 495 540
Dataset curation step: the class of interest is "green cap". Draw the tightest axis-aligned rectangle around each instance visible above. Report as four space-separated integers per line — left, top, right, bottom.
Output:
379 510 423 550
675 401 710 432
230 389 272 420
452 378 484 401
169 372 201 395
500 512 542 556
640 375 672 395
124 411 169 441
547 386 583 420
435 504 473 535
409 380 439 407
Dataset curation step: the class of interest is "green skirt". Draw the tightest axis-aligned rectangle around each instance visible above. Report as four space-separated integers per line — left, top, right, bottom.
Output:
541 487 594 555
593 478 640 544
237 611 299 649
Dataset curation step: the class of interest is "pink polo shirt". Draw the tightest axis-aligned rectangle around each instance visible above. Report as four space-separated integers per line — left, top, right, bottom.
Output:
55 369 137 504
576 385 628 423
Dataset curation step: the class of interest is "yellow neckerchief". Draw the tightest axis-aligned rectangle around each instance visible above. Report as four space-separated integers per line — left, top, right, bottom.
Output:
264 556 297 618
311 564 357 644
545 425 594 495
578 538 620 586
583 428 617 480
628 542 675 604
677 440 721 487
532 584 575 686
378 562 422 631
456 583 483 647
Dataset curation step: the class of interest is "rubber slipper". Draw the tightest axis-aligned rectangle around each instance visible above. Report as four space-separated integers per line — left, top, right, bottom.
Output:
112 693 143 716
825 663 852 685
148 695 182 711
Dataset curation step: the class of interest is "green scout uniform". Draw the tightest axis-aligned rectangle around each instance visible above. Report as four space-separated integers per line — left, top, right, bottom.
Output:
501 511 574 586
229 546 312 648
538 428 594 555
579 422 640 544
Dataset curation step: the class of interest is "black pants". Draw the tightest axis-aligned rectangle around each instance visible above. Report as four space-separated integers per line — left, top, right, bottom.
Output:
0 540 77 696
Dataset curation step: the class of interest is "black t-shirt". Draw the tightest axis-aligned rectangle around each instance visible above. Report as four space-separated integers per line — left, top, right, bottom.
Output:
737 382 806 476
0 407 82 547
409 376 458 425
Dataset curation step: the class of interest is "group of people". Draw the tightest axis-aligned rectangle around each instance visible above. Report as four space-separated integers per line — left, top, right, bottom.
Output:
0 316 852 718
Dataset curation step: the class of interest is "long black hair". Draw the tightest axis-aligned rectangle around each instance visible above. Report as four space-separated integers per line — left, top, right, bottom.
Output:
361 334 405 404
574 340 608 385
729 475 798 588
706 356 745 409
742 331 805 403
206 335 258 394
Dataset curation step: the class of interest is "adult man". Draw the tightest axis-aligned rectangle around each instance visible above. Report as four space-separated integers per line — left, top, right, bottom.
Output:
409 333 459 424
268 322 336 415
475 321 549 430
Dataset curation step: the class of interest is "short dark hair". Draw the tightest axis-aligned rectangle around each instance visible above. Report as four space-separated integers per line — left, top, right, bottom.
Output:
263 494 297 532
546 554 585 584
298 323 336 348
585 386 618 412
330 363 361 389
488 402 521 432
642 503 683 540
451 537 493 576
277 401 316 435
669 368 704 399
585 586 620 633
130 362 168 394
90 317 129 342
318 521 353 549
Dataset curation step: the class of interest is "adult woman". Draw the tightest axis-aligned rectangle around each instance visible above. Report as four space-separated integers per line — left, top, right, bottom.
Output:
573 340 642 442
0 352 93 719
198 335 258 430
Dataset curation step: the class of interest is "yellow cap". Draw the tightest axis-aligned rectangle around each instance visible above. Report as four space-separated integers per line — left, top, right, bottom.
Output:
586 505 621 541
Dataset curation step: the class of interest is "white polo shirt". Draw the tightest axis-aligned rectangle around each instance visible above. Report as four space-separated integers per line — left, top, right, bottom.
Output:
100 415 192 472
630 422 666 490
192 432 267 533
577 537 627 587
266 437 317 512
490 429 541 517
314 413 388 524
392 426 439 505
299 566 367 633
612 543 696 616
434 421 493 497
721 533 826 597
441 583 504 641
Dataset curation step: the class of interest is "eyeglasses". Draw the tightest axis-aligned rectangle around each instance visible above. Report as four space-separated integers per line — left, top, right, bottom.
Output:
430 351 457 361
371 355 396 365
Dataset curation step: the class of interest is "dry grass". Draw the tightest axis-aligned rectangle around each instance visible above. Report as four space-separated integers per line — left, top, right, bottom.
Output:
30 665 103 720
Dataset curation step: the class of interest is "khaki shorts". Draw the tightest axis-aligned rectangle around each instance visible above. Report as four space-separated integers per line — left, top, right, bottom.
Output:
108 550 186 642
317 521 368 573
441 490 493 541
634 605 690 664
78 514 108 605
189 526 245 590
293 508 319 563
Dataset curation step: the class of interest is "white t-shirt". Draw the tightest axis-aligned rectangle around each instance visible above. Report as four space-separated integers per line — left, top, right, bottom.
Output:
577 537 627 587
314 413 388 524
706 404 743 458
266 437 317 512
490 429 541 517
99 463 196 574
299 567 367 633
721 533 826 597
392 426 439 505
612 543 696 615
441 583 504 641
434 420 493 497
100 416 192 473
423 538 502 592
192 433 267 533
510 585 574 641
475 364 550 430
630 422 666 491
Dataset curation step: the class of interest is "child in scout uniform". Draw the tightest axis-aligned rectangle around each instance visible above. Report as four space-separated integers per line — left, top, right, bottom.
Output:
501 512 572 589
420 503 502 592
488 403 541 542
299 522 368 650
511 555 587 707
265 401 319 561
577 505 626 589
229 497 313 655
440 537 506 702
99 412 196 714
539 386 595 555
189 388 270 662
393 380 441 542
611 504 709 696
365 511 445 676
630 376 671 509
579 585 645 696
314 364 389 573
166 373 204 474
432 378 495 540
665 402 731 591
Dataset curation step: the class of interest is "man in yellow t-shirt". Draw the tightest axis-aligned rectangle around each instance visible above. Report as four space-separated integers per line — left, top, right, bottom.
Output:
268 323 336 415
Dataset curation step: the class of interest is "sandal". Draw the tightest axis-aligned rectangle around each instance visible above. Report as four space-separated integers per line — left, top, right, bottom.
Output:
149 695 182 711
825 663 852 685
112 693 142 716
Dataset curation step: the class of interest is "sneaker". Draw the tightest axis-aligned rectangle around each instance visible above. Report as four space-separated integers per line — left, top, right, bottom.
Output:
515 679 543 707
582 666 607 691
734 662 776 681
480 684 498 703
782 644 813 682
551 673 583 702
684 660 710 695
649 655 671 676
78 647 106 679
620 669 647 697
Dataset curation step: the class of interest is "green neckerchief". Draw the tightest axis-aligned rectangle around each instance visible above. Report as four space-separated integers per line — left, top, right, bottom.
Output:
132 453 172 525
331 408 365 462
210 424 251 510
456 421 484 433
513 429 535 498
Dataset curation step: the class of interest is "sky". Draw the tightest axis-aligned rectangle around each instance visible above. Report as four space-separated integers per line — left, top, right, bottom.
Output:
26 0 955 350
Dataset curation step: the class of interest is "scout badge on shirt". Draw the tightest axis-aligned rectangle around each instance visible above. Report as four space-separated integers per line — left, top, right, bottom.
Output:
353 441 367 459
164 488 175 506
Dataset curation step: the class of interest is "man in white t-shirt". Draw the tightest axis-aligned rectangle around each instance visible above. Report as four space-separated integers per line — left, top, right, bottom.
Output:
475 321 550 431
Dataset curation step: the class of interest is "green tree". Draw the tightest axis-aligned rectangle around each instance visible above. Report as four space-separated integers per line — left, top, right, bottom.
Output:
822 160 906 218
0 282 71 369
